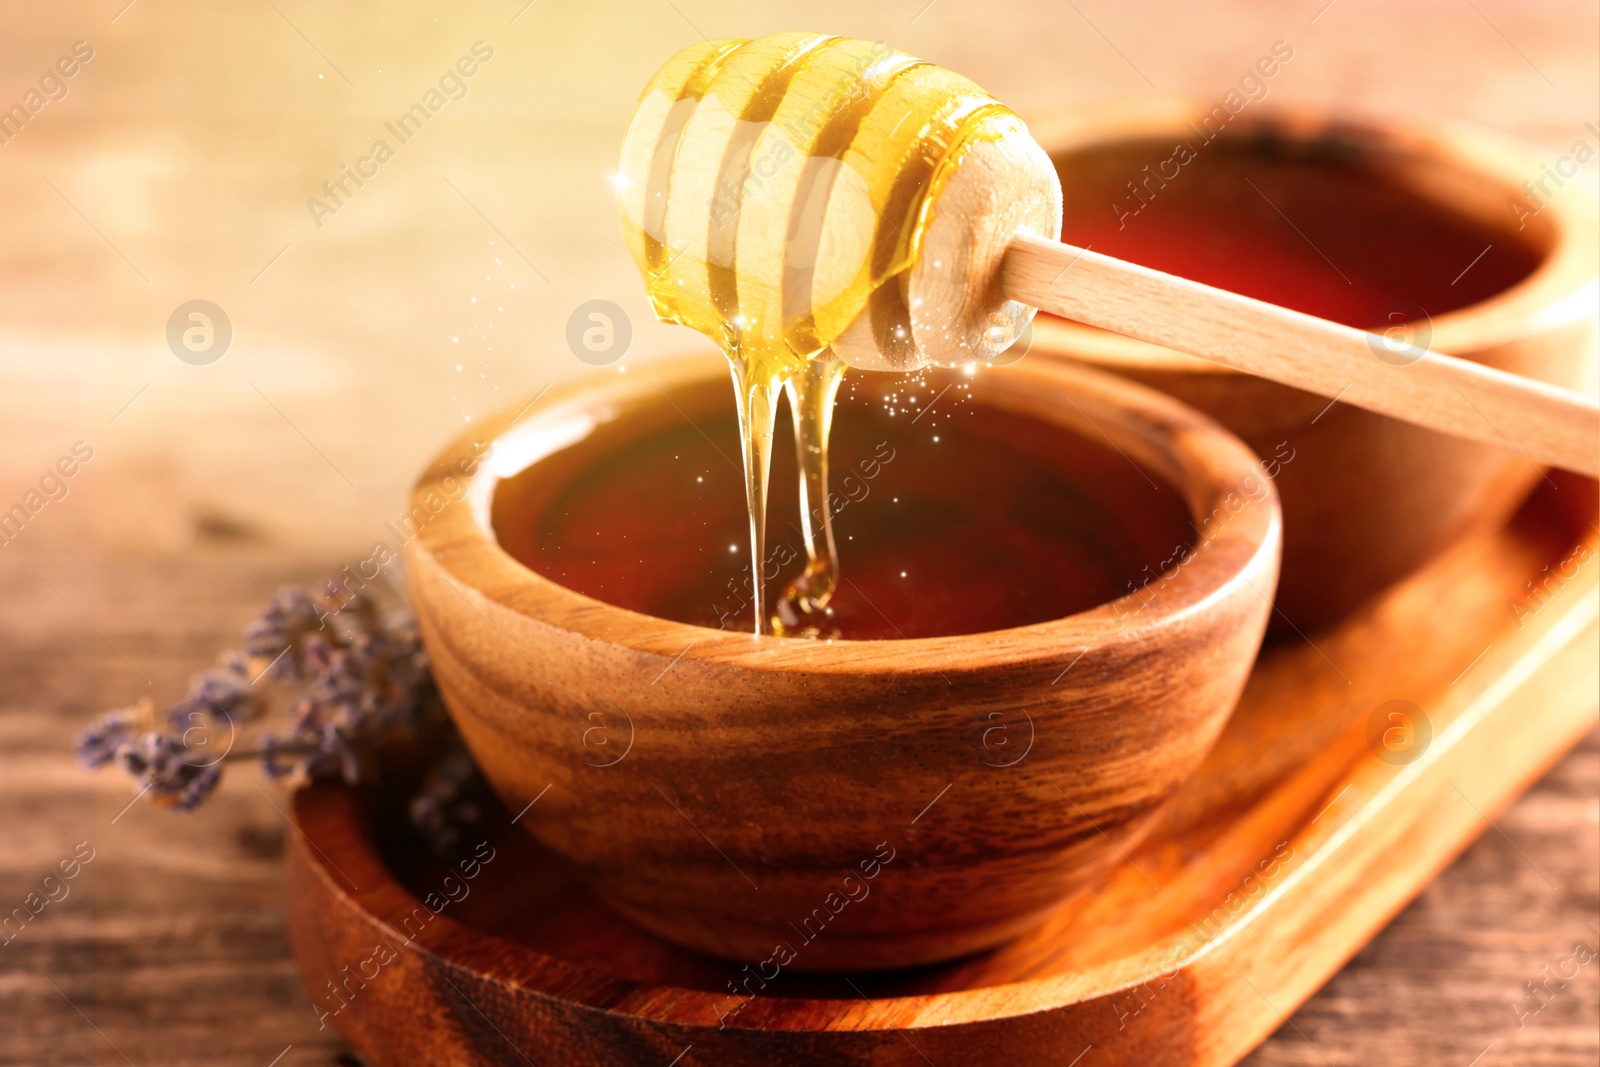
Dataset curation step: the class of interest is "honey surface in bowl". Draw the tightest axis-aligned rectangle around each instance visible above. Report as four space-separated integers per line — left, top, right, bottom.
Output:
1053 138 1542 331
494 375 1194 640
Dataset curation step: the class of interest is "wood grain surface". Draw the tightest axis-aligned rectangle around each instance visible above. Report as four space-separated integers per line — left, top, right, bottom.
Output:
5 540 1592 1065
2 0 1596 1063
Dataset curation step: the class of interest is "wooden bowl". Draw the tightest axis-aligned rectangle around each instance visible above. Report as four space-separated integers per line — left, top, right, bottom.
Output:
1027 101 1598 629
404 353 1281 970
298 479 1597 1066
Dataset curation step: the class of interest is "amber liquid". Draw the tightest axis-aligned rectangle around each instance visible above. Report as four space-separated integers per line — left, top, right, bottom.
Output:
494 376 1194 640
1053 138 1541 329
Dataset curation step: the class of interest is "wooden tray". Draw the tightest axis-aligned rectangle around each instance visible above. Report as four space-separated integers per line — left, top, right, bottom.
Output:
287 475 1598 1067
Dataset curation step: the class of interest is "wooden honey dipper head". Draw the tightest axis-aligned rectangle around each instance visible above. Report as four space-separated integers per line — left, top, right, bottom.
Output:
616 32 1062 372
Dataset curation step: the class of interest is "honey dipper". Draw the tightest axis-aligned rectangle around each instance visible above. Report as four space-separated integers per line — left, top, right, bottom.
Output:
618 32 1598 477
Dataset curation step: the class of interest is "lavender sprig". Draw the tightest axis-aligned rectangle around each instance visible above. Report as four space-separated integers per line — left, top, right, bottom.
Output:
408 739 495 855
76 580 455 820
118 733 224 812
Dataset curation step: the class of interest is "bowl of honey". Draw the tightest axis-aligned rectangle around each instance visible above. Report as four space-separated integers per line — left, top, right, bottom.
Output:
1027 100 1599 628
405 351 1280 970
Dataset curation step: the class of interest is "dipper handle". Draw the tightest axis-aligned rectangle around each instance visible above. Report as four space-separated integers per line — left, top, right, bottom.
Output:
1000 232 1600 477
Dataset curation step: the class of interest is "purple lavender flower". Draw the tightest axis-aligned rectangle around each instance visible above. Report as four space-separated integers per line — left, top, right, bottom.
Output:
114 731 224 811
320 579 376 642
176 764 224 811
243 587 321 683
409 742 490 855
258 733 307 786
77 578 461 831
183 663 258 719
75 701 146 769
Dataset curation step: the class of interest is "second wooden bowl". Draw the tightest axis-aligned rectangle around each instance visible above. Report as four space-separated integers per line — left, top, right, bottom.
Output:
404 354 1280 970
1028 101 1598 629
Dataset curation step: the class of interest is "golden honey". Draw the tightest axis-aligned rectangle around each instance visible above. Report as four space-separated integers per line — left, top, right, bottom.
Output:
617 32 1028 634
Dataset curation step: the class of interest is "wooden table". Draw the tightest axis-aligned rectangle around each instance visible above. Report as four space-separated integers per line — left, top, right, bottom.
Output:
2 1 1595 1063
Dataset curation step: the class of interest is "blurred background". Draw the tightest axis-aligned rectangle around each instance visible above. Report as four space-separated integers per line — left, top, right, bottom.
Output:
4 0 1597 561
2 1 1596 1064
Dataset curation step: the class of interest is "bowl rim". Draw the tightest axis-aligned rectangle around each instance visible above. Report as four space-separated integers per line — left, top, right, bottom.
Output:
408 351 1281 677
1023 98 1600 374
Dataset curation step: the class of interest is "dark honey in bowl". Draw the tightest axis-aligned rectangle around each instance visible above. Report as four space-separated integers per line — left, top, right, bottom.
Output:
1052 136 1542 331
492 371 1194 640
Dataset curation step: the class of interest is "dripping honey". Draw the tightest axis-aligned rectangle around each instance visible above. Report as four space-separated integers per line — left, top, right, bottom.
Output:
617 33 1031 634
